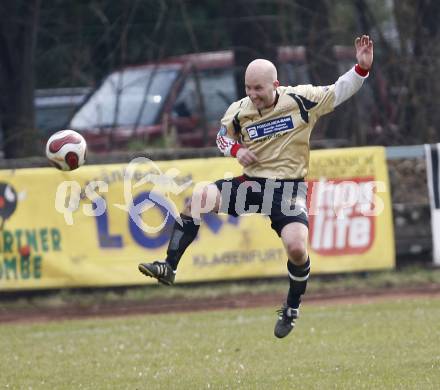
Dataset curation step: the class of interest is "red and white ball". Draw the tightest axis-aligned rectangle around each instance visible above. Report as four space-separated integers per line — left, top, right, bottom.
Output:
46 130 87 171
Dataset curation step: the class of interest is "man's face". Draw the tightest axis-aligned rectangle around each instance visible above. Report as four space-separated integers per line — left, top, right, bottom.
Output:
245 73 278 110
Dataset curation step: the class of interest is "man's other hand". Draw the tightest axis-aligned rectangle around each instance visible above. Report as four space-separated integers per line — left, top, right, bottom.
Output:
236 148 258 167
355 35 374 70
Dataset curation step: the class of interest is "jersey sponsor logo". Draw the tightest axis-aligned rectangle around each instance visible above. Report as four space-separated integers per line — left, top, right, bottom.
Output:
245 116 294 140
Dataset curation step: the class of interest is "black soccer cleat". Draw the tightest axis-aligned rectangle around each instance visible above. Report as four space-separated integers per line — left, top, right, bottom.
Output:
274 304 299 338
138 261 176 285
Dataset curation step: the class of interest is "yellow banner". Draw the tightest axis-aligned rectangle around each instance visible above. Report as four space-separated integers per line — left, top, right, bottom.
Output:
0 146 394 290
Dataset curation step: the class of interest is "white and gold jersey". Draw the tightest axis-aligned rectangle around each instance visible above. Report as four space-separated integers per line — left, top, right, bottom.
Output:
216 66 368 179
218 84 335 179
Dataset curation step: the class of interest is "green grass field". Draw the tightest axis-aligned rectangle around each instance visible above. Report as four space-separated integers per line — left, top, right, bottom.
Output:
1 297 440 389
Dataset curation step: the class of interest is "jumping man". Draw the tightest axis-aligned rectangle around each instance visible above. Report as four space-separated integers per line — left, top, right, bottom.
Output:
139 35 374 338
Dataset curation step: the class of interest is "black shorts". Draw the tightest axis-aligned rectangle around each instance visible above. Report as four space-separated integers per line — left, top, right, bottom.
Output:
214 175 308 236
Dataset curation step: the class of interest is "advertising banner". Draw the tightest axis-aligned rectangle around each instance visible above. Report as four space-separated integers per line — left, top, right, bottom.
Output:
0 146 394 290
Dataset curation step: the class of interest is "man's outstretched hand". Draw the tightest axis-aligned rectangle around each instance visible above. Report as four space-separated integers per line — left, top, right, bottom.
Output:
355 35 374 70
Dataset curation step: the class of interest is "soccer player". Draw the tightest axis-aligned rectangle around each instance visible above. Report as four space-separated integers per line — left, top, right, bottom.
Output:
139 35 374 338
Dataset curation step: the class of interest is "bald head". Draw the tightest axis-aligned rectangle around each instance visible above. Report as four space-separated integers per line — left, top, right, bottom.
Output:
245 59 279 110
245 59 278 83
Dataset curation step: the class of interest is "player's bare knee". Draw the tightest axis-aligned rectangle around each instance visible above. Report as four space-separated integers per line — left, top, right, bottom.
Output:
199 186 217 210
189 185 219 218
286 242 307 265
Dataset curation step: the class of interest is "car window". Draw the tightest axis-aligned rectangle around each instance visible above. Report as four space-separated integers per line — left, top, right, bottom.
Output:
172 73 199 118
70 67 179 129
199 68 238 122
37 106 77 134
173 68 238 123
35 88 89 136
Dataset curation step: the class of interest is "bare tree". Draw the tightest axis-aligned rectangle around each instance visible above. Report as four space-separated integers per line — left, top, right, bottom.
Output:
294 0 353 142
356 0 440 144
398 0 440 142
295 0 339 85
224 0 278 98
0 1 40 158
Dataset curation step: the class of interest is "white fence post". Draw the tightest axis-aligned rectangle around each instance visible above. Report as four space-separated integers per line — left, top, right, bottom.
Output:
425 143 440 265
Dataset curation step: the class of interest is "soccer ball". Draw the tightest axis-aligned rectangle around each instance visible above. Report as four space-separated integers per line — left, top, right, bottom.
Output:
46 129 87 171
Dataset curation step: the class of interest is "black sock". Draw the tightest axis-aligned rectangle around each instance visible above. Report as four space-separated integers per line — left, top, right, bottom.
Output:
286 257 310 309
165 214 200 270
